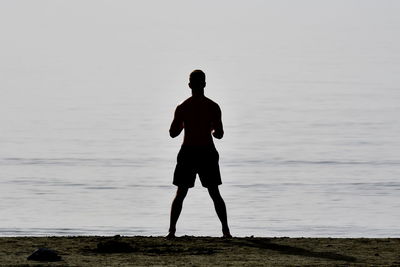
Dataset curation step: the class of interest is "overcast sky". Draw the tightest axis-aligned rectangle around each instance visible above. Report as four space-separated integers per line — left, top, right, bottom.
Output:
1 0 399 110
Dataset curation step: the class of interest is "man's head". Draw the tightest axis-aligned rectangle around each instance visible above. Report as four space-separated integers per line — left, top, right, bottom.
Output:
189 70 206 91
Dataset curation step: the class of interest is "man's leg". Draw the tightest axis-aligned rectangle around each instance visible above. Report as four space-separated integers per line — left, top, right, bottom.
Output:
207 186 232 238
167 186 189 238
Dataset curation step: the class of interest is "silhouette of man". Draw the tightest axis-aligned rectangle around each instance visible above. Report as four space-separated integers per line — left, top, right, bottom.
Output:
167 70 231 238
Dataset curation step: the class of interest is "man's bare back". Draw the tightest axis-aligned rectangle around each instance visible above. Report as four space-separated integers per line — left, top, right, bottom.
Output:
169 96 224 146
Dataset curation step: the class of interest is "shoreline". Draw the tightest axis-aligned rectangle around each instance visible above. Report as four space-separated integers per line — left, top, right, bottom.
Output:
0 236 399 266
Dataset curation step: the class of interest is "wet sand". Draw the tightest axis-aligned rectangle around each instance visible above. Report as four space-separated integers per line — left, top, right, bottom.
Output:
0 236 399 266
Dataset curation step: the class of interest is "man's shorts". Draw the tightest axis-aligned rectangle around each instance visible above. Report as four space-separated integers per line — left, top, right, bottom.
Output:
173 145 222 188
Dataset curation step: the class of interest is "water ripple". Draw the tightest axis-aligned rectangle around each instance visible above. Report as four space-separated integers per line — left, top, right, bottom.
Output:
0 157 162 167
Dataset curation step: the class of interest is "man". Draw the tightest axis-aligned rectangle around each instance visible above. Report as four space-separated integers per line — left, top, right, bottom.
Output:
167 70 231 238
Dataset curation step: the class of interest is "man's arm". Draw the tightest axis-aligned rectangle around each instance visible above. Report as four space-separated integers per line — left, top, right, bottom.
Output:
212 105 224 139
169 105 184 138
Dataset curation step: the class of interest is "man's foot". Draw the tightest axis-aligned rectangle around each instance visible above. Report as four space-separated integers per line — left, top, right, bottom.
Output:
222 233 232 238
166 232 176 239
222 228 232 238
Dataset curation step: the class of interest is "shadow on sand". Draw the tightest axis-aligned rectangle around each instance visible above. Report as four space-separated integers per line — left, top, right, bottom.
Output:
232 238 357 262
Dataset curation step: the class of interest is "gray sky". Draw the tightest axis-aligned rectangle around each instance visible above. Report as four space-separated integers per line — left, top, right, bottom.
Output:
1 0 399 108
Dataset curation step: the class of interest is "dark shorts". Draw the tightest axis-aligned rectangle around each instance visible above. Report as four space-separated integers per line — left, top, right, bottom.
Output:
173 145 222 188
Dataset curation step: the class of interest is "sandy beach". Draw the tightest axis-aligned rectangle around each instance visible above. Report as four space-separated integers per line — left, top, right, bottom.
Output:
0 236 399 266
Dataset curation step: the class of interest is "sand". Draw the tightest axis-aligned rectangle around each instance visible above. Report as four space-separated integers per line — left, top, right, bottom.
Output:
0 236 399 266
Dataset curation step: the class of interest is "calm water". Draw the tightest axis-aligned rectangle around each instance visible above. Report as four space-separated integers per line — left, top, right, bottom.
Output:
1 1 399 237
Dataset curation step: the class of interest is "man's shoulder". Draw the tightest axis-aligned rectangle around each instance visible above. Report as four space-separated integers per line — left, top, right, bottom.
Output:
204 96 220 107
177 97 192 108
204 97 221 112
174 97 192 115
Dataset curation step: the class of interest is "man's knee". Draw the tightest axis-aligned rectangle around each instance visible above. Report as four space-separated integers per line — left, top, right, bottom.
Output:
207 186 222 201
175 187 189 201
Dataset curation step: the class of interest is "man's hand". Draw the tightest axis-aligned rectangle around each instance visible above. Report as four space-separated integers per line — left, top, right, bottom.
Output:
212 129 224 139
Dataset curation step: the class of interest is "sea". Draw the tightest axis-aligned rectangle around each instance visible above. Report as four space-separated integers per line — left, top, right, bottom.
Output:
0 1 399 237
